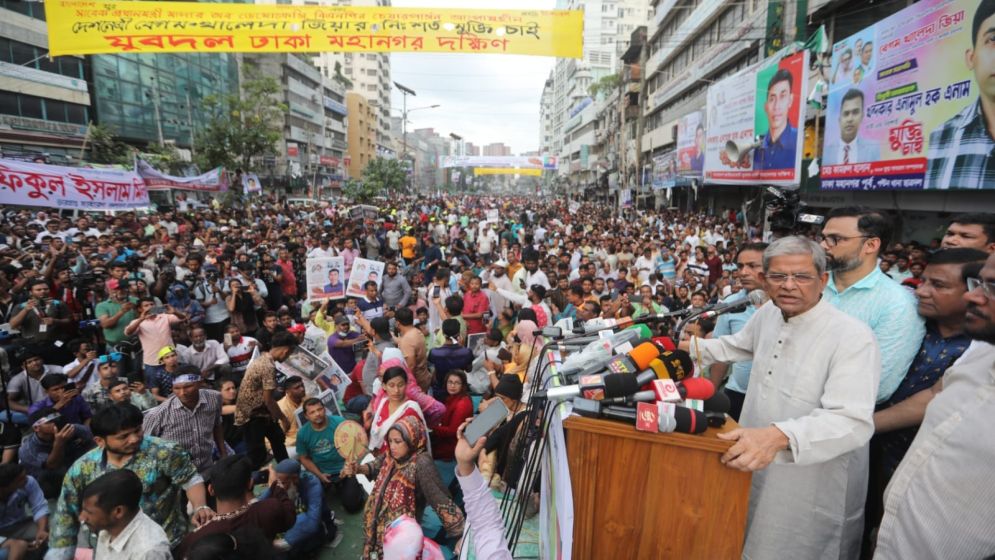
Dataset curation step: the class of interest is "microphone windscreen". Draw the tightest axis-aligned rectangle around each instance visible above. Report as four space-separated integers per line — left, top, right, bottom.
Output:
672 406 708 434
652 336 677 351
625 324 653 340
679 378 716 400
658 350 694 381
628 342 663 370
602 374 640 399
703 390 731 413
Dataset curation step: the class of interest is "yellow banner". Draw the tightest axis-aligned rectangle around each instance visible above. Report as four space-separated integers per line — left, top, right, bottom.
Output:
44 1 583 58
474 168 543 176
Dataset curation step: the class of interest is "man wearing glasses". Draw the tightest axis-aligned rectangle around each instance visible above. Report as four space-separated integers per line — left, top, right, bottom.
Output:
874 252 995 557
679 236 879 559
820 207 925 403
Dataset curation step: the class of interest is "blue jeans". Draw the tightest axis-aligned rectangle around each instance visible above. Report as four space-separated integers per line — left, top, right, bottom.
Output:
0 411 28 426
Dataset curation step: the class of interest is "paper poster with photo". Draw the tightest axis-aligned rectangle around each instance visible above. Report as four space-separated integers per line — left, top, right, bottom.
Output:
307 257 345 301
282 345 330 381
346 258 385 298
315 359 352 402
821 0 990 190
486 208 500 222
676 110 706 178
703 50 809 186
317 388 343 417
466 332 486 355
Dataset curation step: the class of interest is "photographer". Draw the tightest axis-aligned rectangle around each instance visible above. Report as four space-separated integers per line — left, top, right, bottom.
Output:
8 278 71 352
123 297 185 382
257 250 284 311
226 276 265 334
193 265 230 342
94 279 138 355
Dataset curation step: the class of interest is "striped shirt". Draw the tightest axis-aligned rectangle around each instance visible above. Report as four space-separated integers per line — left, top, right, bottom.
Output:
924 99 995 189
142 389 222 474
875 342 995 558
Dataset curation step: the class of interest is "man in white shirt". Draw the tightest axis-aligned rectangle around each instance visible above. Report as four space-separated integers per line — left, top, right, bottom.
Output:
634 247 656 285
873 252 995 559
177 327 231 383
682 236 879 560
510 250 550 296
80 469 171 560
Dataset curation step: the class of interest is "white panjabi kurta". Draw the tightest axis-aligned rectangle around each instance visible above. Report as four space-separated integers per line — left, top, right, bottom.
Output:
692 298 880 560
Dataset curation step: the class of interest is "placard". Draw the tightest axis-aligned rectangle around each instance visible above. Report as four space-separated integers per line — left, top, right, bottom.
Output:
346 258 385 298
306 257 346 301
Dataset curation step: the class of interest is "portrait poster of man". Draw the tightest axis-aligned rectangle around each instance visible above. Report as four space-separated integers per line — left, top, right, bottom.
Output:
346 258 386 298
677 110 706 177
306 256 346 301
821 0 993 191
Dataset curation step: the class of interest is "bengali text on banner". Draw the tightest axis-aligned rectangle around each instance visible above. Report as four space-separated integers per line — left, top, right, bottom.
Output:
0 159 150 211
44 0 583 58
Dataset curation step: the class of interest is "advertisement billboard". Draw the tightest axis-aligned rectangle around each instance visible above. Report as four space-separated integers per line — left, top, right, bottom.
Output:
676 110 706 178
821 0 986 190
704 50 809 186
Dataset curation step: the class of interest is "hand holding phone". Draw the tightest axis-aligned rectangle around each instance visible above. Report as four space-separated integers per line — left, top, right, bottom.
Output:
464 398 509 443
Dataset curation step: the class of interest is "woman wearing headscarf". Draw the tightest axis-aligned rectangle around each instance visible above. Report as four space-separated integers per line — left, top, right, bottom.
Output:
365 349 445 432
343 416 465 559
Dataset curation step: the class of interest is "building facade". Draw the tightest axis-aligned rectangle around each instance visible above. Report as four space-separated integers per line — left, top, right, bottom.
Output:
0 1 91 160
346 92 377 180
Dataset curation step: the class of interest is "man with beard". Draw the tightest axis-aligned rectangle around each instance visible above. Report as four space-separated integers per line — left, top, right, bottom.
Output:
820 207 925 403
873 251 995 558
46 403 212 559
510 250 550 296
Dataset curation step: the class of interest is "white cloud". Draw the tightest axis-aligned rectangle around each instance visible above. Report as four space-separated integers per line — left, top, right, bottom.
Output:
390 0 556 154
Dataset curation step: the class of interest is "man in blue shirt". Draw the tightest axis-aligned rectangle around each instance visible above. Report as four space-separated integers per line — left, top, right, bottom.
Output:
709 242 767 421
821 207 925 403
264 459 334 554
753 68 799 171
356 281 385 321
0 463 49 552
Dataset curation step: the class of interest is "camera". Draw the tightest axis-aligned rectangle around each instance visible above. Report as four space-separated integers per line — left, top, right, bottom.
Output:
205 270 219 283
79 319 102 331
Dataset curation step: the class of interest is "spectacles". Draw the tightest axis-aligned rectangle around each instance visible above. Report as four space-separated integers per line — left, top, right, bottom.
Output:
766 272 818 285
98 352 123 364
822 234 871 247
967 277 995 299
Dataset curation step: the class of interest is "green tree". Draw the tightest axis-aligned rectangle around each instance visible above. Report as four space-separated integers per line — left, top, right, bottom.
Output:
87 124 132 165
588 73 621 98
142 142 187 175
194 69 287 173
357 157 408 200
341 178 376 202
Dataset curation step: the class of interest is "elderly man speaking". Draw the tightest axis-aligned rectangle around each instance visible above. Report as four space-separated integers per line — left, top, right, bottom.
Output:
682 236 879 559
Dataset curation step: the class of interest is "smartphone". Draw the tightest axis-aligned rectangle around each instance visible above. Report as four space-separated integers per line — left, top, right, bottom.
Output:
152 306 166 315
224 333 233 346
433 286 441 298
64 382 76 392
464 398 510 443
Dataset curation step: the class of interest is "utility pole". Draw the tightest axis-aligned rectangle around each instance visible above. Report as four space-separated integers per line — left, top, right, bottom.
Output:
394 81 416 160
634 31 648 201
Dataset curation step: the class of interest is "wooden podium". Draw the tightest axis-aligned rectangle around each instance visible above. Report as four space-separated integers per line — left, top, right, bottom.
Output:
563 416 751 560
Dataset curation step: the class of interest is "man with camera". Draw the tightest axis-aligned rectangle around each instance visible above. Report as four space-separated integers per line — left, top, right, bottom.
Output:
9 278 71 356
95 279 138 356
193 265 230 342
123 298 185 385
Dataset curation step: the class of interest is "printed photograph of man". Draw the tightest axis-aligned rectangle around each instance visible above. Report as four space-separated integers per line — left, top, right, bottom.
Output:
832 48 854 84
855 40 874 81
753 68 799 170
322 267 344 297
691 124 705 171
823 89 881 165
925 0 995 189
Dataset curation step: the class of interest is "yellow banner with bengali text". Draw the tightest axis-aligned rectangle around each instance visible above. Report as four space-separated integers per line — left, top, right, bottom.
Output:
44 0 584 58
474 168 543 176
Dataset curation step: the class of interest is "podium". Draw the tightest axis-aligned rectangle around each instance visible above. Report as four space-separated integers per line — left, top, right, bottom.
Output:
563 415 751 560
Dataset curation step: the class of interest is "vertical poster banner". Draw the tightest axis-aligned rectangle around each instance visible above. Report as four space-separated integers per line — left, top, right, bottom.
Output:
704 50 809 186
346 258 385 298
306 257 345 302
676 110 706 179
821 0 984 190
651 151 678 189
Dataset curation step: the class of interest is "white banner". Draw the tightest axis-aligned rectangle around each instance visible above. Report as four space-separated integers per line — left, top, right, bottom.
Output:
306 257 345 302
137 158 227 192
0 158 149 210
346 258 386 298
439 155 558 169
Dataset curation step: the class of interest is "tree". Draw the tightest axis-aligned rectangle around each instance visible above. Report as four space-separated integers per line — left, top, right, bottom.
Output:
142 142 187 175
87 124 132 165
588 73 621 98
341 178 377 202
194 69 287 173
358 157 407 200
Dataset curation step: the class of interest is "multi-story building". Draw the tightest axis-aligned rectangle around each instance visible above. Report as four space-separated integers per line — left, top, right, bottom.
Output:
243 53 345 195
540 0 652 191
314 0 393 160
0 1 91 160
464 142 481 157
346 92 377 179
482 143 512 157
410 128 450 191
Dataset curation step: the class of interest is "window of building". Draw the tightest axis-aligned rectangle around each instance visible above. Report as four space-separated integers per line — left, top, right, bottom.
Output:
18 96 43 119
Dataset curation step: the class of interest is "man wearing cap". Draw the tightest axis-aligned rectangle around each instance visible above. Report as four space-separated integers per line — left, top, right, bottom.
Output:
264 458 334 553
143 367 226 476
95 279 138 355
147 346 182 403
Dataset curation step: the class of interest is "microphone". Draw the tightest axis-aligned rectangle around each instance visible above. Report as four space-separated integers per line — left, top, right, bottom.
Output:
702 390 731 414
535 372 642 401
648 350 695 381
601 403 708 434
694 290 767 321
677 378 716 400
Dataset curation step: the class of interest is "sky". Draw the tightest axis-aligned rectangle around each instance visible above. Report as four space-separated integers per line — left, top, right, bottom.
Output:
390 0 557 155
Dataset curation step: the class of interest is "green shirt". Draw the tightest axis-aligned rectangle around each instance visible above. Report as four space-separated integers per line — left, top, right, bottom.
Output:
49 436 198 556
94 296 138 343
296 415 346 476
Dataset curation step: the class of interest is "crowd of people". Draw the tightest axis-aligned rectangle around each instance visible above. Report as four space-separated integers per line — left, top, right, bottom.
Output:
0 194 992 559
